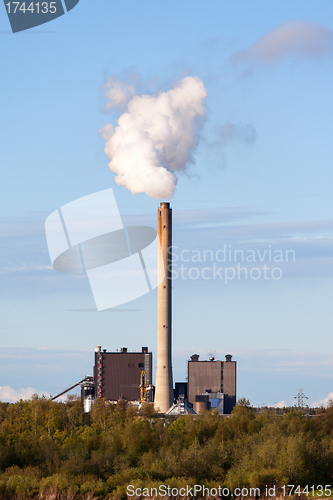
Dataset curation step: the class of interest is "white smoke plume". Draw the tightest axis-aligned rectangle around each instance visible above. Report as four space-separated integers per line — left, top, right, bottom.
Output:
101 77 136 110
100 76 207 199
216 122 256 145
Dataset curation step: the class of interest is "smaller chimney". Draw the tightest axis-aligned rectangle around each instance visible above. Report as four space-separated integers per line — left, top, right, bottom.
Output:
190 354 199 362
225 354 232 362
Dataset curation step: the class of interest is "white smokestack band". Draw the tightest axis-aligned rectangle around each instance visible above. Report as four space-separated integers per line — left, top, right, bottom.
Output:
100 76 207 199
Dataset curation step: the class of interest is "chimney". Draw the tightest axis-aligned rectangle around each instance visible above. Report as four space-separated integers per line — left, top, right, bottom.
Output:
154 202 173 413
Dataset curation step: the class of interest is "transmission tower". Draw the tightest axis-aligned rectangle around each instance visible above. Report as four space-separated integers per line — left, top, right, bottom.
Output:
294 388 308 408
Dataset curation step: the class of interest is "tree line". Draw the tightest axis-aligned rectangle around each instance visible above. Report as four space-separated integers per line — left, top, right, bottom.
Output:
0 396 332 499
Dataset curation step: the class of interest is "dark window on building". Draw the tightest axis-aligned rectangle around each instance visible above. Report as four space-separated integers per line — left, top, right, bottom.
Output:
139 363 144 367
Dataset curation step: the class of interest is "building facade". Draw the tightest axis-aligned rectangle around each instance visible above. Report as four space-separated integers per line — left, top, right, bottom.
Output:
94 346 152 402
187 354 236 414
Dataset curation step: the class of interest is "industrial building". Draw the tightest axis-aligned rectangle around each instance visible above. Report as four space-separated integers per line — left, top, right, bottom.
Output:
188 354 236 414
94 346 153 402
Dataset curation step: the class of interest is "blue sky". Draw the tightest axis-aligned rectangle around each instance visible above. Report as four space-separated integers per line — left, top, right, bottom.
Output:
1 0 333 407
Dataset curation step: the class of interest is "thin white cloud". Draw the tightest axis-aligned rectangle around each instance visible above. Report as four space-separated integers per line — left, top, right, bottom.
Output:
173 348 333 377
2 263 52 274
235 20 333 69
0 386 50 403
235 349 333 372
312 392 333 408
269 400 286 408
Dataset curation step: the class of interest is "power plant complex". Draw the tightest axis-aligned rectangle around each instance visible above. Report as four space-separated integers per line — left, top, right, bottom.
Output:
55 202 237 415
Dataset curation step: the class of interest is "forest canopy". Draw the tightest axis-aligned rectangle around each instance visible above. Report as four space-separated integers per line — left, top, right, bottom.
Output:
0 396 332 499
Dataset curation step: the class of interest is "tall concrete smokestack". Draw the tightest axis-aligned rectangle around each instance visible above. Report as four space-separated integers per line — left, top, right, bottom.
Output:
154 202 173 413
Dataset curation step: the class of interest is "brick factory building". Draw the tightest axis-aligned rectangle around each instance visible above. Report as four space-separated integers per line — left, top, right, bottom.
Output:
187 354 236 414
94 346 152 402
